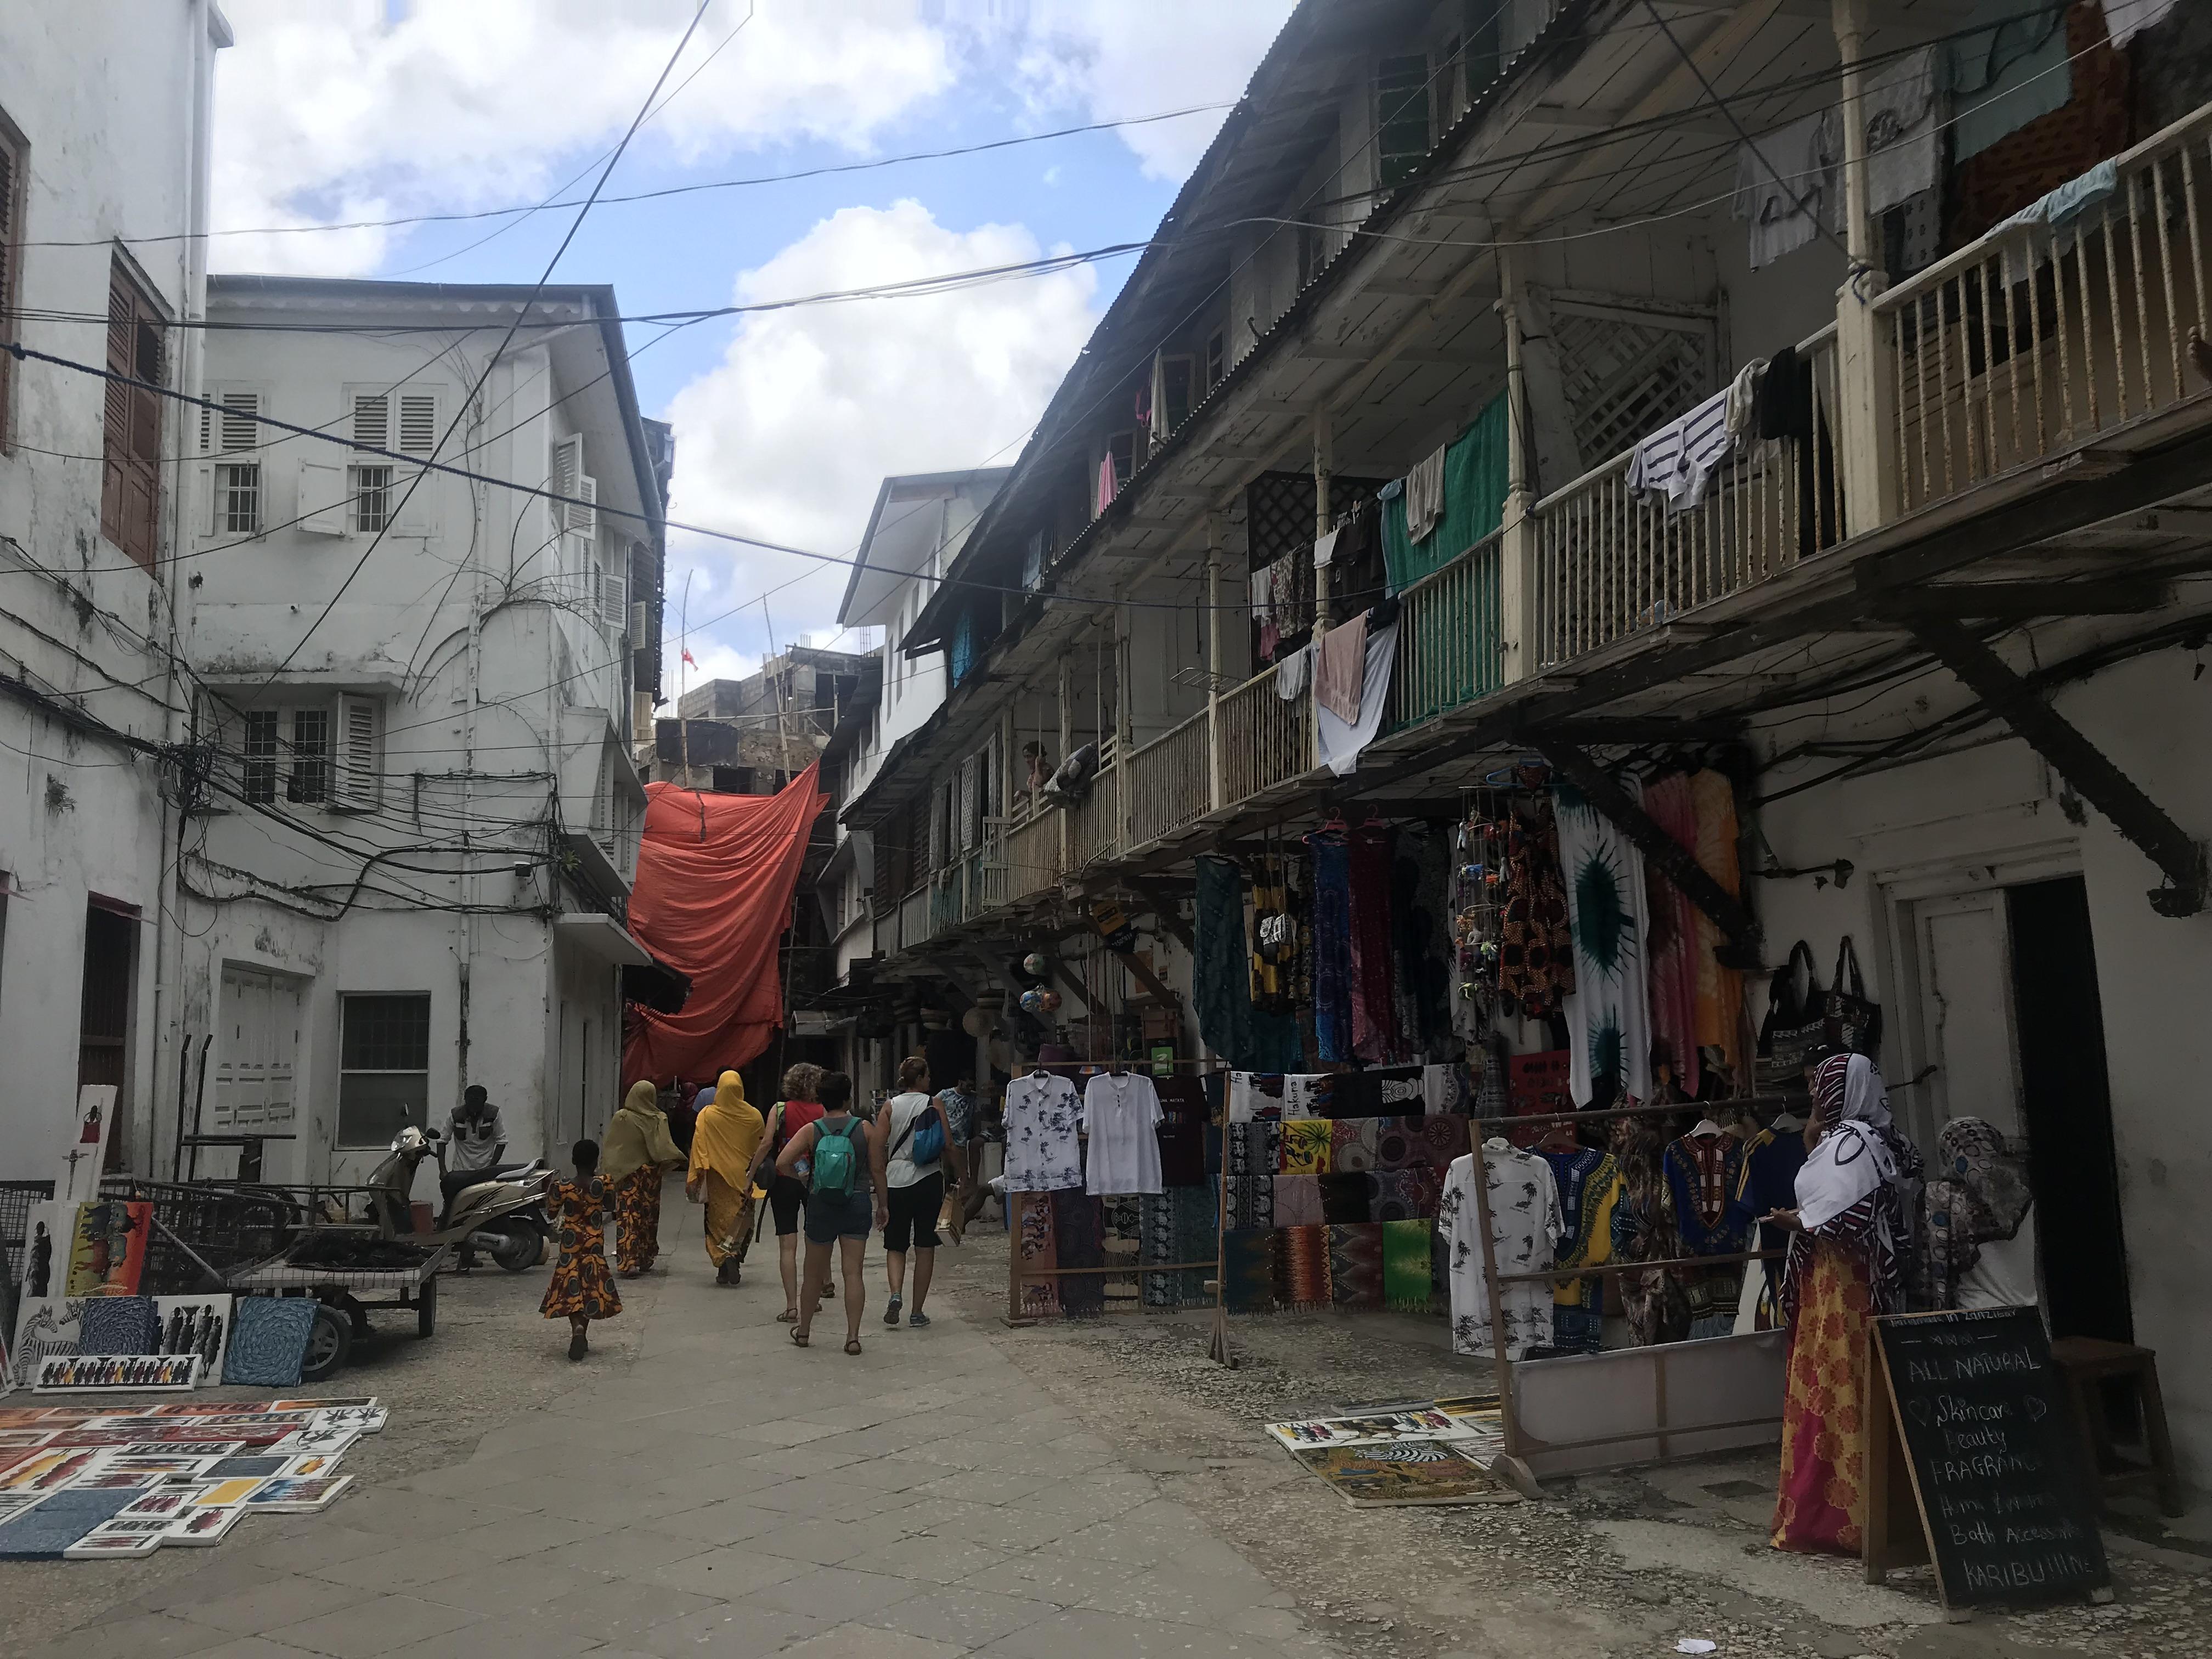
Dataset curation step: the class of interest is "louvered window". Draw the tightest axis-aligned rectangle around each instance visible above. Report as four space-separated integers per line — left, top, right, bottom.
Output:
203 390 264 534
100 256 167 569
350 393 389 452
334 694 382 812
396 392 437 455
0 112 25 452
200 390 261 453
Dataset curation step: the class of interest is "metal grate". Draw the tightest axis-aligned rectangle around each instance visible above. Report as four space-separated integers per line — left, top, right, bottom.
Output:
97 1178 301 1295
1243 471 1389 571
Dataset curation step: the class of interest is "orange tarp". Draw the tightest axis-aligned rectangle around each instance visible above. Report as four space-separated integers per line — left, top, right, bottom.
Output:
622 766 827 1088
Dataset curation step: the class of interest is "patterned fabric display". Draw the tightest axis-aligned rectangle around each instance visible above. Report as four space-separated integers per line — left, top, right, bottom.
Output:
1366 1165 1443 1222
1228 1121 1280 1229
1223 1229 1277 1312
1318 1173 1372 1224
1279 1120 1334 1174
1329 1224 1385 1308
1276 1224 1333 1308
1229 1175 1274 1230
1017 1194 1059 1319
77 1296 160 1356
1382 1218 1433 1311
1330 1118 1380 1172
1052 1193 1106 1317
1417 1114 1470 1168
1273 1174 1325 1227
223 1299 318 1387
1498 797 1576 1018
1373 1118 1421 1170
1139 1188 1216 1308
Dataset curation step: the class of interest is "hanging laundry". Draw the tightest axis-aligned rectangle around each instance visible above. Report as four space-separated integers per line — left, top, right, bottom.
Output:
1314 614 1400 777
1625 387 1734 513
1403 443 1448 544
1557 775 1654 1109
2102 0 2180 46
1307 829 1355 1062
1312 524 1341 567
1094 452 1118 515
1863 47 1943 215
1724 358 1768 447
1992 156 2121 287
1273 640 1310 700
1314 612 1369 723
1732 109 1838 269
1946 1 2071 163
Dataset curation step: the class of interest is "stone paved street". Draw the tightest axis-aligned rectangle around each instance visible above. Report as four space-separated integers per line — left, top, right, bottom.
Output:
19 1197 1340 1659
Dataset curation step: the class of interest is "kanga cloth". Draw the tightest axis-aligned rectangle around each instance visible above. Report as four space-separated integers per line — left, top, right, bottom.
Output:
1223 1229 1277 1313
1330 1117 1381 1172
1229 1175 1275 1231
1367 1166 1443 1223
1329 1224 1385 1308
1318 1173 1373 1224
1273 1173 1326 1228
1772 1240 1878 1556
77 1296 160 1356
1052 1192 1107 1317
1557 775 1654 1108
1139 1188 1216 1308
1280 1119 1334 1175
1373 1116 1424 1171
697 1171 755 1272
1418 1113 1470 1169
1383 1218 1434 1311
539 1175 621 1322
1276 1224 1334 1310
1017 1193 1060 1319
612 1165 662 1276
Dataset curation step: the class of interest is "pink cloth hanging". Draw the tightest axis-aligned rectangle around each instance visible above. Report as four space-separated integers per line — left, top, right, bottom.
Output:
1096 454 1118 515
1314 612 1368 724
1640 770 1702 1097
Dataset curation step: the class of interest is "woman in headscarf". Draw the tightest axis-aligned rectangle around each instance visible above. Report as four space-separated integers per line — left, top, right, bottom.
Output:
687 1071 765 1286
603 1080 682 1278
1764 1051 1924 1555
1921 1116 2034 1311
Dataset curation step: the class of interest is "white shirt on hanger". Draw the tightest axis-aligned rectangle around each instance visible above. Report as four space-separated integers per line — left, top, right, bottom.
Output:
1002 1073 1084 1192
1080 1071 1164 1196
1439 1143 1564 1361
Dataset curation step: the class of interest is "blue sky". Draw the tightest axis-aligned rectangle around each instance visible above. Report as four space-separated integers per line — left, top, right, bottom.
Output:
211 1 1296 685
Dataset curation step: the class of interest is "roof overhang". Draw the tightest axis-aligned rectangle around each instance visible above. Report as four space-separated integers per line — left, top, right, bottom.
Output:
553 911 652 967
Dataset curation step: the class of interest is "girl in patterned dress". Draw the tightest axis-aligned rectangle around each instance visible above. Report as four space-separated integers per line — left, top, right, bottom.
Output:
541 1139 622 1361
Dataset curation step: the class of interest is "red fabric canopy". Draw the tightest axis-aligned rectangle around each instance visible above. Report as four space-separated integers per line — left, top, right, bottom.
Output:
622 766 827 1088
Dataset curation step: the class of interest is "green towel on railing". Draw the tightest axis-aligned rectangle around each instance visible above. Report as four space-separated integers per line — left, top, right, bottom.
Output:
1381 392 1509 591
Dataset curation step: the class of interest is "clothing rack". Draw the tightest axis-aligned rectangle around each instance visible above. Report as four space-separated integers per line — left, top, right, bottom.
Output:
1467 1093 1797 1477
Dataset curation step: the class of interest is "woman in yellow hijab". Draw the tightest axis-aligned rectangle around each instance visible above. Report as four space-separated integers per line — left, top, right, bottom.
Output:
603 1080 681 1278
687 1071 764 1285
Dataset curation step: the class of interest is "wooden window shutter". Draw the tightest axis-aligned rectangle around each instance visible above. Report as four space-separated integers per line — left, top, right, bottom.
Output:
100 258 165 569
201 390 259 453
298 458 347 535
396 392 437 454
351 393 389 452
573 475 597 540
0 128 19 450
334 695 382 811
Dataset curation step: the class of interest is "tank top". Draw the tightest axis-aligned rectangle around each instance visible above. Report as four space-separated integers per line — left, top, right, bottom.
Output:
774 1099 824 1158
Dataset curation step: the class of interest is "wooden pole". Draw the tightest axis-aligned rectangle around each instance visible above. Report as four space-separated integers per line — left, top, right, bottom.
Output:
1466 1131 1522 1457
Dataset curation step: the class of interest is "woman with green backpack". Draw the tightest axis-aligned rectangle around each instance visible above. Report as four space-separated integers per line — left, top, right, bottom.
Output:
774 1071 884 1354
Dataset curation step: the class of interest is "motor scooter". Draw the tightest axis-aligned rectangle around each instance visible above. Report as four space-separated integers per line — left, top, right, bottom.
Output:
365 1125 550 1272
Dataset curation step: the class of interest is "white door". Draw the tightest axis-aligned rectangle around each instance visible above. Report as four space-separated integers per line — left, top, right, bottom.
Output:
215 967 304 1133
1911 891 2024 1137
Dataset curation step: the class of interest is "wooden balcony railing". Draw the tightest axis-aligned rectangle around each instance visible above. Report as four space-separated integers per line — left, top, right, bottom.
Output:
1532 326 1841 670
1876 105 2212 515
1217 656 1310 806
1126 709 1211 848
1002 811 1060 905
1388 529 1503 730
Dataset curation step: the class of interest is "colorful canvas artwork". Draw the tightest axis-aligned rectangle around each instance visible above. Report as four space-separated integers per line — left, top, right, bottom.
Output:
64 1199 152 1296
100 1454 223 1476
1 1449 98 1490
307 1403 387 1434
0 1429 54 1448
8 1295 85 1390
271 1426 358 1456
120 1488 196 1519
153 1297 233 1382
162 1504 244 1547
204 1455 290 1479
190 1478 267 1507
0 1487 134 1558
269 1396 377 1412
1290 1442 1519 1508
284 1454 341 1477
0 1492 51 1523
35 1354 201 1392
65 1526 164 1559
69 1472 166 1491
56 1085 117 1203
245 1476 351 1513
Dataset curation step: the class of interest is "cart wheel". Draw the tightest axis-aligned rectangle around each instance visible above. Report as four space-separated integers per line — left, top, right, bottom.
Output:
300 1304 352 1382
416 1276 438 1339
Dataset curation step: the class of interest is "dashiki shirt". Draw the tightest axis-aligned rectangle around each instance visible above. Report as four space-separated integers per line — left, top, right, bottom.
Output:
1438 1143 1563 1359
1541 1148 1621 1353
1664 1132 1748 1339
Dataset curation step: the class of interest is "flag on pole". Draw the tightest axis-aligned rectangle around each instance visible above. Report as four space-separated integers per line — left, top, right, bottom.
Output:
681 645 698 668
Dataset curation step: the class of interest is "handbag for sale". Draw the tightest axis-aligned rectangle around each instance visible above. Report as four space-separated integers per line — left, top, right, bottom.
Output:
1754 941 1826 1089
1822 935 1882 1058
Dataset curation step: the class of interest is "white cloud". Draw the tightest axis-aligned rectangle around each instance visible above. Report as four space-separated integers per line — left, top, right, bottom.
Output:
211 0 956 274
1005 1 1300 179
661 200 1096 645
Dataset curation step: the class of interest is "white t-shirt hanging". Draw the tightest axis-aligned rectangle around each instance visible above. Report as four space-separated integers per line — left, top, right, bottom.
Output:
1079 1071 1164 1196
1002 1073 1083 1192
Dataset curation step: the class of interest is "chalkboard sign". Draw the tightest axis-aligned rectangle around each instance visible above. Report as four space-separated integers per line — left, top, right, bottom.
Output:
1865 1308 2109 1610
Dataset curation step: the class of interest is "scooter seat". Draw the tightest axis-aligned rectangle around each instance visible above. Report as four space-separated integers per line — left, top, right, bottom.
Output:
439 1162 538 1199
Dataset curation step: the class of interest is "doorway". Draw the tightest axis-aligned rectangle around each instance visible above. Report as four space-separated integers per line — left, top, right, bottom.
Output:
77 903 137 1171
1903 872 2130 1344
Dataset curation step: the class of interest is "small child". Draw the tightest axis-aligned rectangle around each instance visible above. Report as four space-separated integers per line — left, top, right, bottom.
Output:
540 1138 621 1360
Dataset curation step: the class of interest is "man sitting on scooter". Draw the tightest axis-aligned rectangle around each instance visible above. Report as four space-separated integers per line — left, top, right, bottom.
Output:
448 1086 509 1175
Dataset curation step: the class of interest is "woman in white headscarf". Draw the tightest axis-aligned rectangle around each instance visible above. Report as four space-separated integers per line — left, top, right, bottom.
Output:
1762 1050 1923 1557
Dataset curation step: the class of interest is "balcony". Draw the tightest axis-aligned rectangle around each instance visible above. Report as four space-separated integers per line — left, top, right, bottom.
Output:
1875 105 2212 517
1389 528 1504 728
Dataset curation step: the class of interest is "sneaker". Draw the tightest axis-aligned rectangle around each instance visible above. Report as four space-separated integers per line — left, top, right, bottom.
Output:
908 1311 930 1329
884 1294 902 1327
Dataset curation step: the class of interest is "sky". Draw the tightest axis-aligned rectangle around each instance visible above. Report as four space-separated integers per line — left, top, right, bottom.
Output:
209 0 1300 690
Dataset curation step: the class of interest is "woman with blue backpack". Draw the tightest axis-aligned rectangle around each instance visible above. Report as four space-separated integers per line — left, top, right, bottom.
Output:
874 1057 960 1329
774 1071 884 1354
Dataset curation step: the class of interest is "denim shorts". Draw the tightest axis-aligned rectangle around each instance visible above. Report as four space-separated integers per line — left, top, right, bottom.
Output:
803 1187 872 1245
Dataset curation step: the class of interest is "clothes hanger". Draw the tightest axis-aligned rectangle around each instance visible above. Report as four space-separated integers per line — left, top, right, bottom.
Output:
1689 1116 1725 1137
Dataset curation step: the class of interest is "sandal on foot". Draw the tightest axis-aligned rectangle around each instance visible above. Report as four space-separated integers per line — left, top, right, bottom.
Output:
791 1328 810 1347
844 1339 863 1356
908 1311 931 1329
776 1308 798 1323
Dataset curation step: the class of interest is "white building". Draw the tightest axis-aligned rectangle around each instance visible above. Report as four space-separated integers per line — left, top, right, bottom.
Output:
171 276 664 1184
0 4 228 1182
816 469 1004 1087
